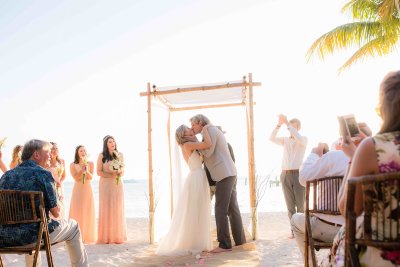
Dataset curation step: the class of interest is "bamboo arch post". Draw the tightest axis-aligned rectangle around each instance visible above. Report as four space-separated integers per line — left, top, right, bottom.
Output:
245 73 257 240
248 73 258 240
147 82 155 244
167 111 174 218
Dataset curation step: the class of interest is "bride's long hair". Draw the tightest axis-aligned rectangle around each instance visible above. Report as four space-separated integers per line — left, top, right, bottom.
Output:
175 124 188 145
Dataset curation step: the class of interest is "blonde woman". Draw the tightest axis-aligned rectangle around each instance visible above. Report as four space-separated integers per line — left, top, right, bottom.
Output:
69 145 97 243
48 142 66 219
9 145 23 169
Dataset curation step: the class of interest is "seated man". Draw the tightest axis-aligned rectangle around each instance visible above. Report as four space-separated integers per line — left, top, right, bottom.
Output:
292 140 348 264
0 139 88 267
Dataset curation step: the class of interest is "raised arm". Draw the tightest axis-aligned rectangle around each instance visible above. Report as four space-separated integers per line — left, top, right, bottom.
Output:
338 138 378 216
96 153 116 178
0 151 7 173
269 126 284 146
287 125 307 146
69 163 83 182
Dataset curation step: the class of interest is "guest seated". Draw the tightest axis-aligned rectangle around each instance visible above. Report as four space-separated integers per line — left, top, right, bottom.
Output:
322 71 400 267
0 139 88 267
291 139 348 264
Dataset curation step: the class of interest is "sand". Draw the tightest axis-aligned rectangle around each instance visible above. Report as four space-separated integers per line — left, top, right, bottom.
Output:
1 212 304 267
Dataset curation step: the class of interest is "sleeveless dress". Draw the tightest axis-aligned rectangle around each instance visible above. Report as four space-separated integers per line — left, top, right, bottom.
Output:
69 163 97 243
156 151 212 256
97 160 127 244
321 131 400 267
49 163 65 220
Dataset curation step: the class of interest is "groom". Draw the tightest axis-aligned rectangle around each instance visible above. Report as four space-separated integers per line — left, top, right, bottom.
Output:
189 114 246 253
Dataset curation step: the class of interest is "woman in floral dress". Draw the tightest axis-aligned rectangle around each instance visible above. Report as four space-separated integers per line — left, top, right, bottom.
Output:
96 135 127 244
69 145 97 243
322 71 400 267
48 142 66 220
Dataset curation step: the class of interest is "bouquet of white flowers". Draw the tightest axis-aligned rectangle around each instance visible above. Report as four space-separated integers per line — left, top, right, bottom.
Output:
109 151 124 185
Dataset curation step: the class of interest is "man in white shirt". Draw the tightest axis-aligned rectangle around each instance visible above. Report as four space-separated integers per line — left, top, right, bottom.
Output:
270 114 308 238
291 141 348 263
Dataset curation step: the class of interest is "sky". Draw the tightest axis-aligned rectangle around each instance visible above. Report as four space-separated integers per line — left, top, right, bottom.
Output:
0 0 399 182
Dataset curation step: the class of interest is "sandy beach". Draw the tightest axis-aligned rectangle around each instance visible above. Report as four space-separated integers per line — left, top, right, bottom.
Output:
1 211 306 267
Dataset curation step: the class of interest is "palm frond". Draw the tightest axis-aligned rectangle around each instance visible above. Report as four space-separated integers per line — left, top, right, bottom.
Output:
306 22 382 61
342 0 381 20
379 0 399 20
339 33 399 72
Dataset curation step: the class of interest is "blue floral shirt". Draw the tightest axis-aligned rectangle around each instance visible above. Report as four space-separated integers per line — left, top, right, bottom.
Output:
0 160 60 247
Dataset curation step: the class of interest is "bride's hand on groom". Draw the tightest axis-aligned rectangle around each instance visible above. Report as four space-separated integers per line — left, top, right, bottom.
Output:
184 135 198 142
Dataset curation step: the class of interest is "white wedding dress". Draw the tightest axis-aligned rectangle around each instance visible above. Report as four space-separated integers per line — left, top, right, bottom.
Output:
156 151 212 256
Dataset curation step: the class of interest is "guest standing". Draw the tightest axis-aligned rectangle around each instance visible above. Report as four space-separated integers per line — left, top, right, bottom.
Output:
9 145 23 169
270 114 308 238
69 145 97 243
48 142 66 219
97 135 127 244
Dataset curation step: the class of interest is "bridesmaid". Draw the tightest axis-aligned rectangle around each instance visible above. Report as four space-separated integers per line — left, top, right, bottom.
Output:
69 145 97 243
48 142 66 219
9 145 23 169
96 135 127 244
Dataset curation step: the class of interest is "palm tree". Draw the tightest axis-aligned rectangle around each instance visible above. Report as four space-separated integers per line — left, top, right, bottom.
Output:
307 0 400 72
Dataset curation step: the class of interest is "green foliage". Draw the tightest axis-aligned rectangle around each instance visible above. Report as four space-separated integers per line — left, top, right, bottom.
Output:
307 0 400 72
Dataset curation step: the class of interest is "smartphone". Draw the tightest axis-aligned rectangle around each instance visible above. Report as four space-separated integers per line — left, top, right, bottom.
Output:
338 114 361 142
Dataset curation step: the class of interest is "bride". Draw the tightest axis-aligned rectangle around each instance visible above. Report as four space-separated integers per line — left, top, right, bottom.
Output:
156 124 213 256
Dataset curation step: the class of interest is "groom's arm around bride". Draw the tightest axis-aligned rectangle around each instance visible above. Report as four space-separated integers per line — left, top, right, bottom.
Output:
190 114 246 253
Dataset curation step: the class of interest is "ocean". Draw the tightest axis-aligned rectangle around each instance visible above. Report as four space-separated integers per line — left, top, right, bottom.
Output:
62 176 287 219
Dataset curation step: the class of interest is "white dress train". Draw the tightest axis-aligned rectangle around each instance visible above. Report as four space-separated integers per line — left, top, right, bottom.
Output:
156 151 212 256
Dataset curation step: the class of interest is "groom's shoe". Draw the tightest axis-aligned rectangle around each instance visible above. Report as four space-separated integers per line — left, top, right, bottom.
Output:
210 247 232 254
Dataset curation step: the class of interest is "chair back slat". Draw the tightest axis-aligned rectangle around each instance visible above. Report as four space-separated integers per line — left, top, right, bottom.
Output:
311 176 343 214
0 190 42 225
305 175 344 267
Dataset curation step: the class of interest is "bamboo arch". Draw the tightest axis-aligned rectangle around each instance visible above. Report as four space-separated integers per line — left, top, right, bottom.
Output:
139 73 261 244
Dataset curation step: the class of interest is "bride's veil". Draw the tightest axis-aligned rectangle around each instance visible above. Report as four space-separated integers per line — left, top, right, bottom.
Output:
154 135 188 241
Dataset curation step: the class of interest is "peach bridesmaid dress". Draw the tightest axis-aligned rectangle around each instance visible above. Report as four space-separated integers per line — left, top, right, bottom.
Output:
97 160 127 244
69 163 97 243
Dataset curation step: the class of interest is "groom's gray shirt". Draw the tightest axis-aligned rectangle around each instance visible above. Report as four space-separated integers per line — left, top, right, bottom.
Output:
201 126 237 182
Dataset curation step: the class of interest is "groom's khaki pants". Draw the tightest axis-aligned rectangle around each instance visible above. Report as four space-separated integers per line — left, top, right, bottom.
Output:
24 219 88 267
215 176 246 249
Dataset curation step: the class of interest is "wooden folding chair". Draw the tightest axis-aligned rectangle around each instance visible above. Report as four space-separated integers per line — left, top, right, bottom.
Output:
305 176 344 267
345 172 400 267
0 190 54 267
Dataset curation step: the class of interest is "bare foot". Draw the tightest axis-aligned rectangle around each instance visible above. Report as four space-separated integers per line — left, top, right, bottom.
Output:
288 234 295 239
210 247 232 254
